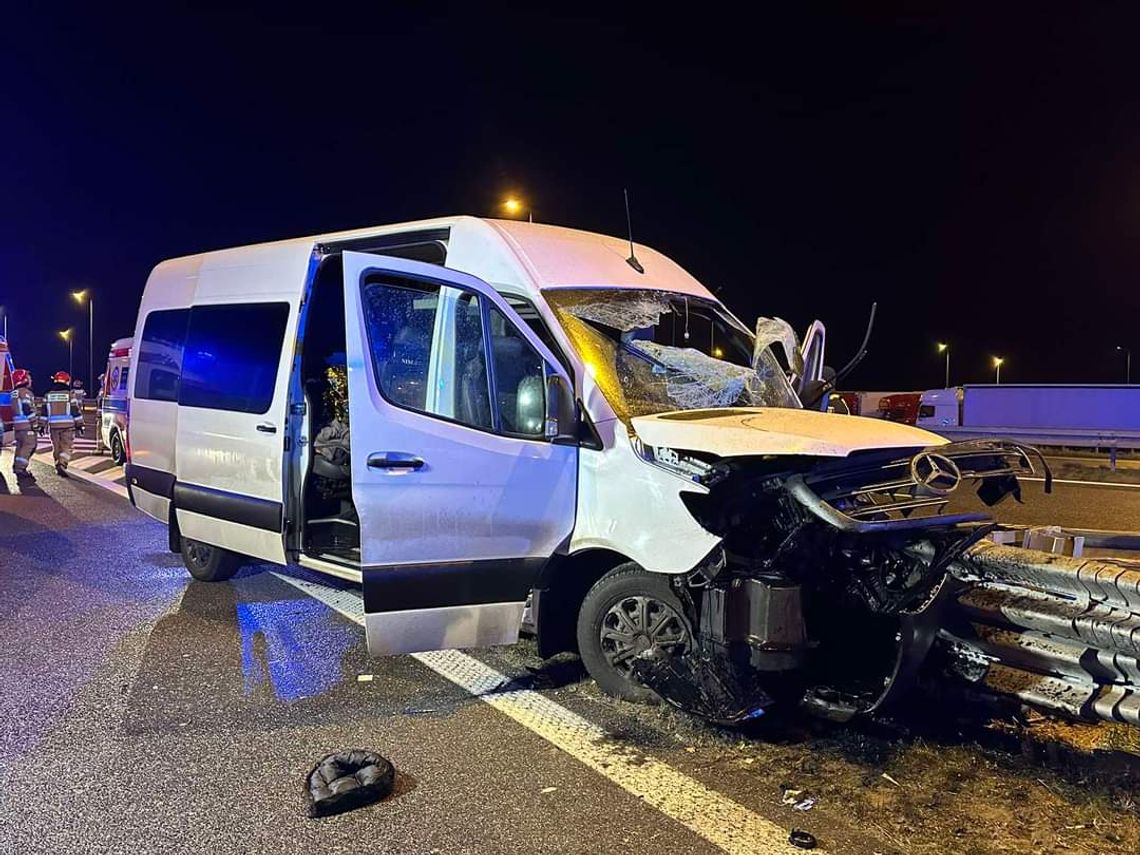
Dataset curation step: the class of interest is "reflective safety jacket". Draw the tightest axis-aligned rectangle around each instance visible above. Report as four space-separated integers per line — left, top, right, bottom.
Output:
12 387 38 430
44 382 84 429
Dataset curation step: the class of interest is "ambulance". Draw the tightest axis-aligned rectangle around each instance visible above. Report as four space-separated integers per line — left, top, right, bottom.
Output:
0 336 15 449
97 337 133 465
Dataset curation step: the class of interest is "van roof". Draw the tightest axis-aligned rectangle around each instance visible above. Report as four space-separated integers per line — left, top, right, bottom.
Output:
143 216 716 306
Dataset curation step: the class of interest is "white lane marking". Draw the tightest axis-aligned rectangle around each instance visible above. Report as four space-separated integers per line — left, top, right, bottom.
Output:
272 571 820 855
31 456 130 499
1022 476 1140 490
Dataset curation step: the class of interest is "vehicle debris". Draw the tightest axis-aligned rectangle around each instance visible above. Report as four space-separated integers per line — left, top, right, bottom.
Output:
306 750 395 817
630 646 770 726
788 828 818 849
781 787 818 811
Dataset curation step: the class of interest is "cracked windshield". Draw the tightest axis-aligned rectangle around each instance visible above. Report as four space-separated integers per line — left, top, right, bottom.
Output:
544 288 801 422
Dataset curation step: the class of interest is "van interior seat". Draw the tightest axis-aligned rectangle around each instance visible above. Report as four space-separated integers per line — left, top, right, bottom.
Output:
491 335 528 432
382 326 430 409
455 307 489 427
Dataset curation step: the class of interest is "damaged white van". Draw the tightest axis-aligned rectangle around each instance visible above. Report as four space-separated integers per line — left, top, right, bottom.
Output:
128 217 1046 723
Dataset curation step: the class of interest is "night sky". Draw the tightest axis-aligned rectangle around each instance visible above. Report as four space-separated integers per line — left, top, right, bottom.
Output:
4 4 1140 391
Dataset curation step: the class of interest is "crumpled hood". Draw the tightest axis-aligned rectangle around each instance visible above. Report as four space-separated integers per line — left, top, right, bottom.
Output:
631 407 947 458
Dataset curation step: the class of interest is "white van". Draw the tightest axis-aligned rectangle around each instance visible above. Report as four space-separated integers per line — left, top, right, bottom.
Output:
127 216 1041 719
97 337 133 464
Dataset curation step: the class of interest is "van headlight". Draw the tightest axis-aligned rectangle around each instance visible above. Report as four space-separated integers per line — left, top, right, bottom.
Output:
631 436 720 484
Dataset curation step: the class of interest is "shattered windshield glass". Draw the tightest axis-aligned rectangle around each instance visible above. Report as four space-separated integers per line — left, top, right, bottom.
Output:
544 289 801 423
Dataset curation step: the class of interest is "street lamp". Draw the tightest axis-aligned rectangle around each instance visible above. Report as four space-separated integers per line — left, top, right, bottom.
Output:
937 342 950 388
992 356 1004 385
59 328 74 378
1117 345 1132 384
73 289 94 389
501 197 532 222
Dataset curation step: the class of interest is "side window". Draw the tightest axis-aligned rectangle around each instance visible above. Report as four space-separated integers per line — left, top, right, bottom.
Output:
488 307 546 437
118 367 130 394
135 309 189 402
361 276 493 431
179 303 290 414
502 294 570 378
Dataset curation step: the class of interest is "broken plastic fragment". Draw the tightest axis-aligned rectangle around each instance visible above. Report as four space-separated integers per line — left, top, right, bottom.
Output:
789 829 818 850
630 646 771 726
306 750 395 817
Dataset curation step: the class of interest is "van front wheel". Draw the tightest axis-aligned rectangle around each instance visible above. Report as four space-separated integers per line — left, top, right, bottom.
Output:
180 536 241 582
576 563 693 704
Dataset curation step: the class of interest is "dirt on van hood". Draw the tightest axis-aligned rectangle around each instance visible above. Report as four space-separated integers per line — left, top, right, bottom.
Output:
631 407 947 458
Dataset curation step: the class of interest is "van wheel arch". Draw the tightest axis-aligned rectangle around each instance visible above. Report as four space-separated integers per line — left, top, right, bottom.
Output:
532 548 632 659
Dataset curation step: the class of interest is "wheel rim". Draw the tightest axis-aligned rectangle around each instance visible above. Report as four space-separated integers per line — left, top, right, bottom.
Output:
111 434 124 463
600 595 690 674
186 541 210 569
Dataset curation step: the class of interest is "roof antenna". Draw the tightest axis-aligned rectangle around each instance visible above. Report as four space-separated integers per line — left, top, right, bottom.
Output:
624 188 645 274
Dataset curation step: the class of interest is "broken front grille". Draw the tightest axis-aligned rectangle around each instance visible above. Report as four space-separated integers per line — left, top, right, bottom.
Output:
786 440 1047 533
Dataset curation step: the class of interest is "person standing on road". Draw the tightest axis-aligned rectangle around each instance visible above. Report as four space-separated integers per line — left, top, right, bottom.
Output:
10 369 39 479
43 371 85 476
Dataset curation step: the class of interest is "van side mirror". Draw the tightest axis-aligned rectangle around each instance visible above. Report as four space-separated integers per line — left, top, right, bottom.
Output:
544 373 577 443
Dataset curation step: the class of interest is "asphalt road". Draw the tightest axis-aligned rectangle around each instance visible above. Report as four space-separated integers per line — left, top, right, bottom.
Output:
2 452 1140 854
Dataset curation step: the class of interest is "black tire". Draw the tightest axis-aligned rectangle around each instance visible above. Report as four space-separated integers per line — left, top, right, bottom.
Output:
576 562 693 703
180 535 242 582
110 431 126 466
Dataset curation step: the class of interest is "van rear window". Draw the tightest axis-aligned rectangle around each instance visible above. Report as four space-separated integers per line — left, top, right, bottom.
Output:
135 309 189 402
179 303 290 414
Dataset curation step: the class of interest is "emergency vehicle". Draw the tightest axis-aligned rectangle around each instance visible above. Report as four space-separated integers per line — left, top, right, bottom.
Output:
0 336 15 449
97 337 132 465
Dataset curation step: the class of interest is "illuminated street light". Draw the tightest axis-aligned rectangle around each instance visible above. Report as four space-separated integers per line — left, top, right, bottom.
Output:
501 197 532 222
59 328 74 378
992 356 1004 385
1117 345 1132 384
936 342 950 388
73 289 94 390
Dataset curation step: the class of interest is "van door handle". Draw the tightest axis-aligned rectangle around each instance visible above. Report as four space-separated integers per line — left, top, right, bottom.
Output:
256 423 277 434
367 452 425 470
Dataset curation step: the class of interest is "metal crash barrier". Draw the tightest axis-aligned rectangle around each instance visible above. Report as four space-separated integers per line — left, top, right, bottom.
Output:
940 527 1140 726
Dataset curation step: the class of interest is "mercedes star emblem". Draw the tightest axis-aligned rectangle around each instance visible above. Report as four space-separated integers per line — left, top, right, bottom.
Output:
910 451 963 495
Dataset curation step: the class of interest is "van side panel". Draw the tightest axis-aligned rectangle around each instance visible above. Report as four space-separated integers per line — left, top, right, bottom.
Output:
169 244 311 564
128 257 201 521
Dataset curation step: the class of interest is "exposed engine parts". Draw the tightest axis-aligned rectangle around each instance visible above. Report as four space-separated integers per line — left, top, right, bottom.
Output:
624 439 1140 730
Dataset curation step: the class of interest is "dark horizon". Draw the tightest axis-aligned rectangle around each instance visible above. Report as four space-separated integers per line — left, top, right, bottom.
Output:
4 4 1140 392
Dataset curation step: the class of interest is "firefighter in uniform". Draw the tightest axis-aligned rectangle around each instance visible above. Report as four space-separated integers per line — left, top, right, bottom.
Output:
44 371 85 475
10 369 39 478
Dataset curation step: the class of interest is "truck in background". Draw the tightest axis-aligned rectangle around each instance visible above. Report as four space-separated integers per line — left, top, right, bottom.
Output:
918 385 1140 432
876 391 922 424
96 337 132 465
917 385 1140 460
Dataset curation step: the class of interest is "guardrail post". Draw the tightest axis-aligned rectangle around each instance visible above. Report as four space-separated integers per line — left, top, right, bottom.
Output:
1111 443 1119 471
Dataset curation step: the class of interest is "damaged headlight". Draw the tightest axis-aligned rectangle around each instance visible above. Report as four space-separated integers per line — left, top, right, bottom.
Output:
631 436 724 485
